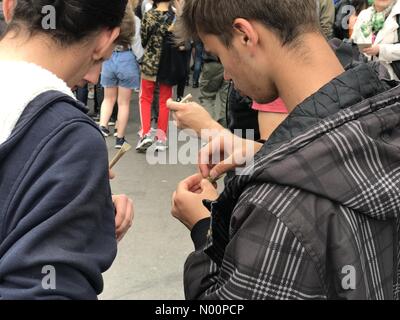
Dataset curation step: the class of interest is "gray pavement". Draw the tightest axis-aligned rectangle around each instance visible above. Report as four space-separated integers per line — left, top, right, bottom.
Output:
98 88 201 300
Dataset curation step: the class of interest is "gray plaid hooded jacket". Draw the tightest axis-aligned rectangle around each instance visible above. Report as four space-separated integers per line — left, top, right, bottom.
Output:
185 62 400 300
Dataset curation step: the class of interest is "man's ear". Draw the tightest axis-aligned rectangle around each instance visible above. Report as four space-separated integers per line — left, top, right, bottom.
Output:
232 18 259 48
3 0 16 23
92 27 121 61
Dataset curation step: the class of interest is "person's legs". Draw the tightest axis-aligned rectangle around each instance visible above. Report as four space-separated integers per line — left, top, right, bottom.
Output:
99 87 118 134
151 83 160 127
157 83 173 142
177 50 192 100
139 78 156 137
193 41 203 87
99 55 119 135
116 87 132 138
76 84 88 105
199 61 222 120
132 56 141 92
176 80 186 101
216 78 230 127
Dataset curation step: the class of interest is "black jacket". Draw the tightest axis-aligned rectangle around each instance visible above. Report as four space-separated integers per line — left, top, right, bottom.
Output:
185 62 400 300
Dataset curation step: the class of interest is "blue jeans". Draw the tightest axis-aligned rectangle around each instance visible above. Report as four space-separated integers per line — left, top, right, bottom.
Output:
193 41 203 85
75 85 88 105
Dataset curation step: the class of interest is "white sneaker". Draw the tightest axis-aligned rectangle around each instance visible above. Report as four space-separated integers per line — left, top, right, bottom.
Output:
136 136 154 153
154 140 168 152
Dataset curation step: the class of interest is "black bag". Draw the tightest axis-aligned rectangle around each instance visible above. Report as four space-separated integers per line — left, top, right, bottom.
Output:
390 15 400 78
157 31 189 86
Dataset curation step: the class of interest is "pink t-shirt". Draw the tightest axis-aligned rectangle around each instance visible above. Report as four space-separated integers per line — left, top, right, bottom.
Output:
252 98 288 113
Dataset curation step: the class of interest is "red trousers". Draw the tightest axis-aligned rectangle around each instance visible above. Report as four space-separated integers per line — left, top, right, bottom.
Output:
139 79 172 141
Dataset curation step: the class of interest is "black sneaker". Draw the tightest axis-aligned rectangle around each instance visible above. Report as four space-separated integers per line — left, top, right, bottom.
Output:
192 82 199 89
100 126 110 137
115 137 126 149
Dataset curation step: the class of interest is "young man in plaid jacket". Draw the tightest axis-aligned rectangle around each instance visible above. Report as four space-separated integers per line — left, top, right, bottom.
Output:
171 0 399 299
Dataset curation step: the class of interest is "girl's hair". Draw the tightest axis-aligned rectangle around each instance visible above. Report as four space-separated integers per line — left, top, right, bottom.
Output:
5 0 128 45
352 0 369 15
116 2 135 47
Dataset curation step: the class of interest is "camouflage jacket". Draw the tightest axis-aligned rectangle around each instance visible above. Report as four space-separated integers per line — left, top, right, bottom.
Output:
140 9 174 79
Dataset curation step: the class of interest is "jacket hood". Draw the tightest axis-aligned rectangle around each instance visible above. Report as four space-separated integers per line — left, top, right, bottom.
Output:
0 61 75 146
222 62 400 221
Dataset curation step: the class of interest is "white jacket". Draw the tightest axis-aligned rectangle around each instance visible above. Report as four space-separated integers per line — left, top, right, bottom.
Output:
352 0 400 80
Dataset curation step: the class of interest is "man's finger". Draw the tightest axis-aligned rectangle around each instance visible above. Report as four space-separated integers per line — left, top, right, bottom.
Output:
116 200 133 242
198 137 225 178
109 170 116 180
209 156 236 180
167 99 186 111
177 174 203 193
113 195 128 228
117 207 132 234
200 178 215 191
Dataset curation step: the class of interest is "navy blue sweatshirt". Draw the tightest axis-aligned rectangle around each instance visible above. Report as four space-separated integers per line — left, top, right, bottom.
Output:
0 91 117 299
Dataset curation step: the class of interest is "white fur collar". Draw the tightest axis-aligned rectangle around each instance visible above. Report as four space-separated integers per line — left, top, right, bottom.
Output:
0 60 75 145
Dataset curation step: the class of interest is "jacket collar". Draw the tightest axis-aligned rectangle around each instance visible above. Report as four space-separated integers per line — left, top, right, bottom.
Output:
259 62 395 157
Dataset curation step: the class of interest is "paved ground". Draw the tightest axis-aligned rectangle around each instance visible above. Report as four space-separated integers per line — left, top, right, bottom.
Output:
98 87 202 300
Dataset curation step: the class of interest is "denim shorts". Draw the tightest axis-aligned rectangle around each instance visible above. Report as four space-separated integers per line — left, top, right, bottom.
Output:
101 50 140 89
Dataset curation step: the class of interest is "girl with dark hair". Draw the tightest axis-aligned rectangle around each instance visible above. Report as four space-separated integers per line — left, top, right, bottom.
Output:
0 0 133 299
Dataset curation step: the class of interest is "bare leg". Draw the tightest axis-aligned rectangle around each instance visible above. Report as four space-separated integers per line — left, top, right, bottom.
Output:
116 87 133 138
100 87 118 128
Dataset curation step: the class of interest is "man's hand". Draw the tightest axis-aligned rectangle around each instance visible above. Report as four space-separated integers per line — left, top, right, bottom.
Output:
363 45 380 57
109 170 116 180
167 99 223 137
109 170 134 242
172 174 219 230
198 129 263 180
112 194 134 242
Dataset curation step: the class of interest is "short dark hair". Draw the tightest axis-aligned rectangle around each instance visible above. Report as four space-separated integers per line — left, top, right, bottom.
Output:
176 0 320 47
5 0 128 45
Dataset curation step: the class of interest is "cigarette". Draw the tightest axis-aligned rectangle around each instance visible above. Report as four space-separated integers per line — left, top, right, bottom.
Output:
109 142 132 169
179 94 192 103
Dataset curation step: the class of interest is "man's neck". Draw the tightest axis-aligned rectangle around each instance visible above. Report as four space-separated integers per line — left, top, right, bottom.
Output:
0 34 86 88
273 34 345 113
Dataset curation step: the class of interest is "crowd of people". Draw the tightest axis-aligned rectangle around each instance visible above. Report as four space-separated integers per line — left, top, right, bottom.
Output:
0 0 399 300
